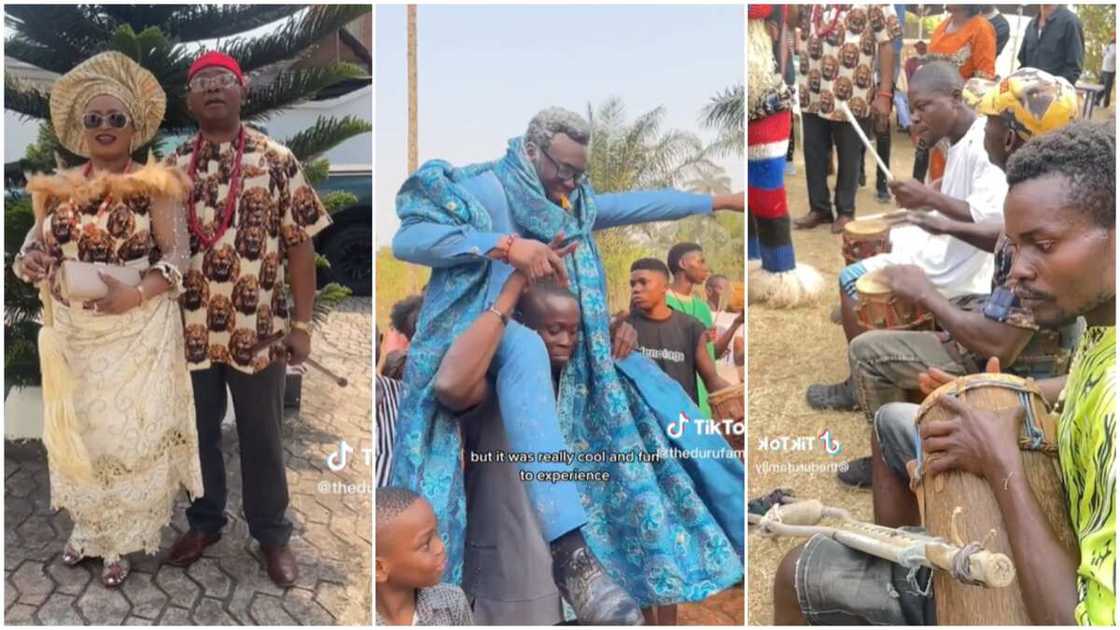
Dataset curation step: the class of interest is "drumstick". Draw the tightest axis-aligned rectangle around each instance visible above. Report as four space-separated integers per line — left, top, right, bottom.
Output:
838 102 894 183
750 499 1015 588
854 209 910 223
249 332 349 388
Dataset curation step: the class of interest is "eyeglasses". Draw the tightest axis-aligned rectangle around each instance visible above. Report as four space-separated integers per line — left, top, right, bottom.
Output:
541 147 587 184
188 72 240 92
81 112 131 130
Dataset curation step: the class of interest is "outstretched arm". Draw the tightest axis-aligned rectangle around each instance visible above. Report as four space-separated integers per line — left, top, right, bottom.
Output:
902 212 1003 252
592 190 742 231
881 265 1033 367
433 272 528 412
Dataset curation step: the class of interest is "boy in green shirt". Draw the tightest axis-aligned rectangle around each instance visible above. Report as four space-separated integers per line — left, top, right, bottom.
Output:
665 242 717 416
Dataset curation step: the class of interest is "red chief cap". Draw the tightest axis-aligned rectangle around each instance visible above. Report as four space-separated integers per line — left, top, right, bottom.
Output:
188 51 244 83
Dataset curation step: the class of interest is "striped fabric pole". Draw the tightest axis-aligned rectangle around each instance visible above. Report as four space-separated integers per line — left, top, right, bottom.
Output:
748 109 796 275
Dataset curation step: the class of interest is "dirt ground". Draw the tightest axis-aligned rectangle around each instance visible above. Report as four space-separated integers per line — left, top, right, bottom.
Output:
746 122 915 626
746 103 1114 625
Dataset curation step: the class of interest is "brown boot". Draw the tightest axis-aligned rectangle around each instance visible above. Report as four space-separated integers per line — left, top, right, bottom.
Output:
166 530 220 568
261 544 298 587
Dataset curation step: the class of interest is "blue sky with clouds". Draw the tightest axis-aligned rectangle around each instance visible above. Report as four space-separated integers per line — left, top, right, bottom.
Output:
375 4 744 244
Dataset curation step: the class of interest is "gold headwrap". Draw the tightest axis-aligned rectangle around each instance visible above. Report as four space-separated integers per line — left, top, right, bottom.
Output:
50 51 166 157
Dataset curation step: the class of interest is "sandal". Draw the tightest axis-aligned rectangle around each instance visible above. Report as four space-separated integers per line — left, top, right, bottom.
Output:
62 543 85 567
101 558 130 588
806 380 859 411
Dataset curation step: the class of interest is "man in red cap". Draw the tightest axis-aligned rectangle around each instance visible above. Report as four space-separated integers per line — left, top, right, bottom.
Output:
164 51 332 588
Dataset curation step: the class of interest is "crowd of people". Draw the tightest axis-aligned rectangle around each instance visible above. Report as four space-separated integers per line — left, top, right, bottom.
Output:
13 51 331 588
375 108 746 625
752 3 1115 626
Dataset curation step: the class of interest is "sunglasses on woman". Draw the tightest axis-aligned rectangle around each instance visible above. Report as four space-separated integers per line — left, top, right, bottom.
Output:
82 112 131 130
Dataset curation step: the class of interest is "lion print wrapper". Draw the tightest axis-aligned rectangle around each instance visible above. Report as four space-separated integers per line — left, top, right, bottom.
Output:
165 127 331 373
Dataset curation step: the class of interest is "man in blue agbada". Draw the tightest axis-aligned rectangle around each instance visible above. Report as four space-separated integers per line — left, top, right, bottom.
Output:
390 107 745 624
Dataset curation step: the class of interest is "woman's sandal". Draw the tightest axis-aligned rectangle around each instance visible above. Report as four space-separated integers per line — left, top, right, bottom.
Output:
101 559 130 588
61 543 85 567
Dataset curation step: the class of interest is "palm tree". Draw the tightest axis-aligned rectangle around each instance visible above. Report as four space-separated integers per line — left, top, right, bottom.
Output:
584 98 743 310
586 97 714 193
684 163 732 196
701 84 744 158
4 4 372 386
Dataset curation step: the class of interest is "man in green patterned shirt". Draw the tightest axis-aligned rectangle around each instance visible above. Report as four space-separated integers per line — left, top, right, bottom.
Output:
919 121 1115 624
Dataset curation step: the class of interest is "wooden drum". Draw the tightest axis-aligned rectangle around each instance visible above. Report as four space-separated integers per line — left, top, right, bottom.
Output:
727 281 745 313
855 270 934 331
842 218 892 264
709 384 744 456
913 373 1079 625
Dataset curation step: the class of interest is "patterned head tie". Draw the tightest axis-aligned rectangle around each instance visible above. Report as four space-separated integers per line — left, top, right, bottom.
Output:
50 51 166 157
976 67 1080 140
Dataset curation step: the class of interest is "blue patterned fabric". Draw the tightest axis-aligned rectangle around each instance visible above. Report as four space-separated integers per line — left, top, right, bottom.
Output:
390 137 743 606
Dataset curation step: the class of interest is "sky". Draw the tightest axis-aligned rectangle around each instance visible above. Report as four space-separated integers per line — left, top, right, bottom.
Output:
374 4 745 244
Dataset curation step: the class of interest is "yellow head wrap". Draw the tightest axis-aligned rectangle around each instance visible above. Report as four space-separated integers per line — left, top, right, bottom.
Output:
976 67 1080 140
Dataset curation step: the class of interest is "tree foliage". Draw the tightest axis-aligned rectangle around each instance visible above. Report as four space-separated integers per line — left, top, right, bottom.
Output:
1078 4 1116 82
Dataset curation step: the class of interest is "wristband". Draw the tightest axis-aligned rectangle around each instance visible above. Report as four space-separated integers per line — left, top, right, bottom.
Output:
486 306 509 326
290 320 311 333
490 233 516 263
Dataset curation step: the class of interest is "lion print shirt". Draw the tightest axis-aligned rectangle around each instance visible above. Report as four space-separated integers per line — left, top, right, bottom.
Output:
797 5 902 121
165 127 331 374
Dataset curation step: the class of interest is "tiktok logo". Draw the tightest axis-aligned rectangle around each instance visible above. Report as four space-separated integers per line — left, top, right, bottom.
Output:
818 429 843 456
667 413 689 439
326 440 354 471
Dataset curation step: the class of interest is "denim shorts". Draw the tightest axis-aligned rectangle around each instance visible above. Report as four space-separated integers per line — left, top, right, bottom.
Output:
795 532 936 625
794 403 935 625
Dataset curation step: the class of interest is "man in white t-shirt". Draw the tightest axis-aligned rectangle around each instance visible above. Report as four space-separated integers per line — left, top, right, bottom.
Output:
705 274 744 383
809 61 1008 409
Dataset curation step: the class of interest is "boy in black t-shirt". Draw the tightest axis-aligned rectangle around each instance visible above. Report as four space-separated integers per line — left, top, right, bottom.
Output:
626 258 733 407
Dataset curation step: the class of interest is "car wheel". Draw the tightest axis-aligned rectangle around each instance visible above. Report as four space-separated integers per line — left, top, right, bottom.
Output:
322 224 372 296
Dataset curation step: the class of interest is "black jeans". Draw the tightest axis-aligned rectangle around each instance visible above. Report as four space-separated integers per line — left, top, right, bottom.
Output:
802 112 863 219
1099 71 1115 108
187 361 293 546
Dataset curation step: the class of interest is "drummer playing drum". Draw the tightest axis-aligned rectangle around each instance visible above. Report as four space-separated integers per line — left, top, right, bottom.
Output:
774 122 1116 626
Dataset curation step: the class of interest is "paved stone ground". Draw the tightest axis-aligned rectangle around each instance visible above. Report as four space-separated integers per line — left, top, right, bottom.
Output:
5 298 373 625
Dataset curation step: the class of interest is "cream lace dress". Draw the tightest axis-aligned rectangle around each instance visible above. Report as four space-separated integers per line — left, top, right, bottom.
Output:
17 161 204 562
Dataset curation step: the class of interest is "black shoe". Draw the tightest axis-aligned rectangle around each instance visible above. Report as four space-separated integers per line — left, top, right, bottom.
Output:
806 380 858 411
748 488 796 517
876 190 891 203
551 532 644 625
838 456 873 488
